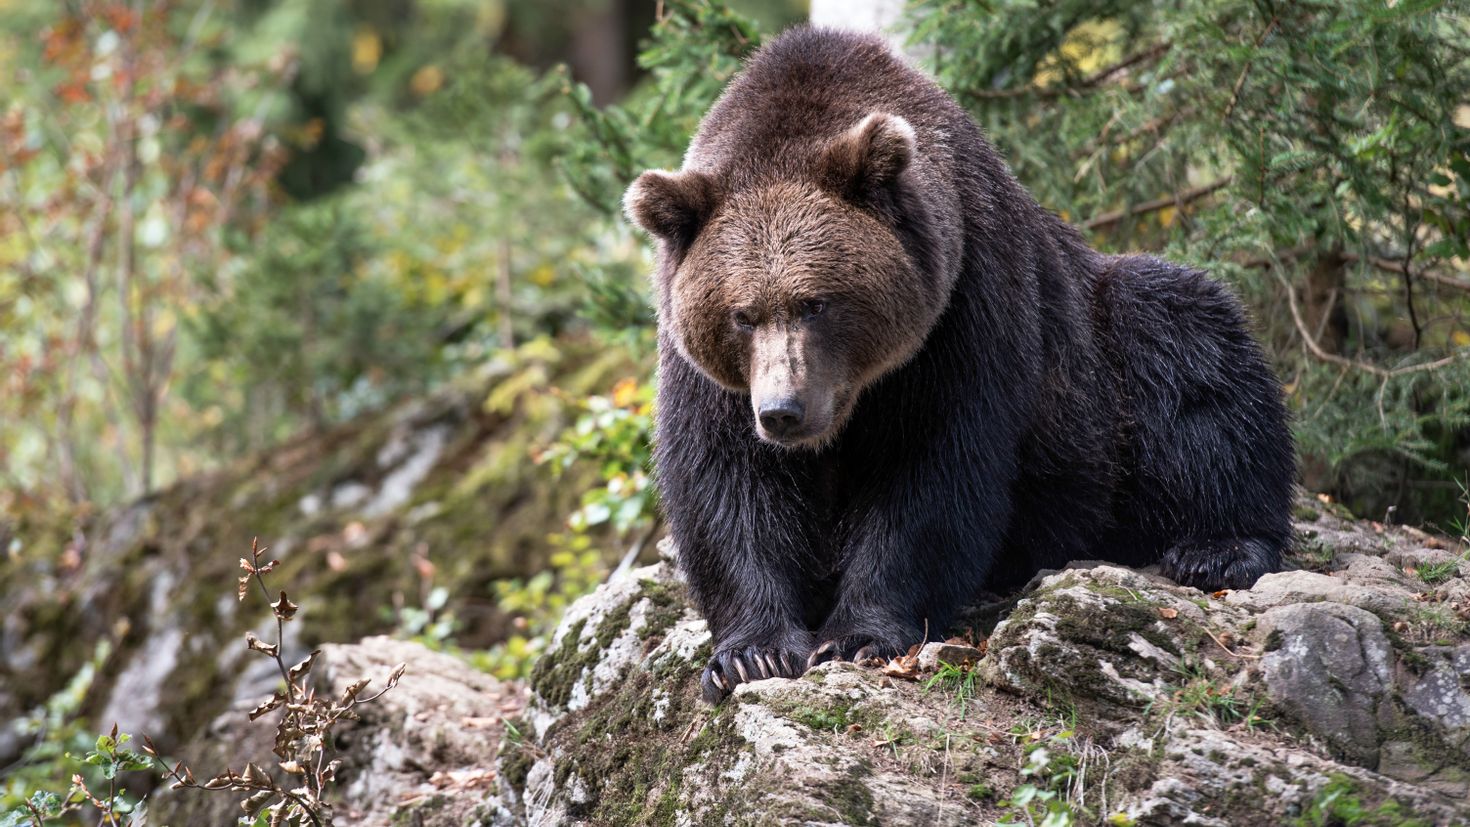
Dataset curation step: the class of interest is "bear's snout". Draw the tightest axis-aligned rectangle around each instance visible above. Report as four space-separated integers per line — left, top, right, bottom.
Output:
757 396 805 439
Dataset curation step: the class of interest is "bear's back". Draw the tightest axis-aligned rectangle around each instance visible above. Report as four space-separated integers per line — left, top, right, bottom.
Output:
687 27 963 187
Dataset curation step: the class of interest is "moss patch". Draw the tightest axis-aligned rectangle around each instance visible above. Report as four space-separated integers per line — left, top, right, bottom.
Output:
1293 774 1432 827
530 618 589 709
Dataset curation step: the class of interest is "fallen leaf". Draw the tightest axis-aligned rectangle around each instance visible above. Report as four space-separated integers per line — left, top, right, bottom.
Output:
1157 607 1179 620
880 652 923 681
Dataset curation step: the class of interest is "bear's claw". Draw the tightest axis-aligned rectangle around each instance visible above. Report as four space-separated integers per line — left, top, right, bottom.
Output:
807 635 904 668
701 644 808 703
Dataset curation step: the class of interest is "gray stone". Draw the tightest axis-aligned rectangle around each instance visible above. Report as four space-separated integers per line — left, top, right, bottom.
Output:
1256 603 1395 766
1400 645 1470 759
151 637 514 827
1226 568 1416 615
916 641 985 671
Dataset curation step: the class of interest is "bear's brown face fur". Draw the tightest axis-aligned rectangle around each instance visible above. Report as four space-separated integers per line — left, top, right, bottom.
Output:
628 114 937 448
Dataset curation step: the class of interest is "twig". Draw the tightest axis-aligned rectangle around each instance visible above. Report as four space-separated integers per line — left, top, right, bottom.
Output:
1340 251 1470 294
1081 177 1232 231
969 41 1173 100
248 538 295 697
1222 16 1279 121
1241 246 1470 294
1202 626 1261 660
1270 265 1466 379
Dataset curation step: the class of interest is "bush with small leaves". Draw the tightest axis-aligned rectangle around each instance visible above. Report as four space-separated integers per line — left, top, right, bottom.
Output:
146 538 406 826
0 725 152 827
1 537 406 827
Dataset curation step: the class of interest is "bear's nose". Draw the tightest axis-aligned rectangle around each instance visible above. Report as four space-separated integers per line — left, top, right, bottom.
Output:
758 397 805 438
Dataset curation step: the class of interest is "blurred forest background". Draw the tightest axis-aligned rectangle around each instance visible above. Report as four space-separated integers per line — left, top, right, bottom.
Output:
0 0 1467 818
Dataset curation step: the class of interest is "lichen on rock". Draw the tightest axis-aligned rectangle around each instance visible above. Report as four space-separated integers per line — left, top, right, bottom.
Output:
497 501 1470 825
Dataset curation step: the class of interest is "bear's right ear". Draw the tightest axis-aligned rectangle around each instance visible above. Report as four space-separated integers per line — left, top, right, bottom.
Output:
624 170 719 249
817 113 917 204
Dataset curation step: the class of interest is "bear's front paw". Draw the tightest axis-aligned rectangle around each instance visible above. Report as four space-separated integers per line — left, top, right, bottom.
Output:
806 633 906 668
1158 537 1277 592
701 644 809 703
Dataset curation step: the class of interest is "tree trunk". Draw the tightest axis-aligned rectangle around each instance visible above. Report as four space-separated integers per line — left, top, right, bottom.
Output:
1303 249 1347 355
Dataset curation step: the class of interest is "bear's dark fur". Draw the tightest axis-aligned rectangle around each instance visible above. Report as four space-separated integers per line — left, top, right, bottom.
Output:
625 27 1295 703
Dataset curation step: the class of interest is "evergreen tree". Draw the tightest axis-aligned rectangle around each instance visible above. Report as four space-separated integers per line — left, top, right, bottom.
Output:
908 0 1470 521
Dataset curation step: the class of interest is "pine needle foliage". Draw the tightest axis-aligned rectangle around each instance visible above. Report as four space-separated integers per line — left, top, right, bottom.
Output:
909 0 1470 521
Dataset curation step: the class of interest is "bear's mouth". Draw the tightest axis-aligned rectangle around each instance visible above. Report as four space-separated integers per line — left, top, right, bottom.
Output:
755 423 829 449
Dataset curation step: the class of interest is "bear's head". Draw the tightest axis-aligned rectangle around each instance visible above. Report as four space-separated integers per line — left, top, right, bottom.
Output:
626 113 945 449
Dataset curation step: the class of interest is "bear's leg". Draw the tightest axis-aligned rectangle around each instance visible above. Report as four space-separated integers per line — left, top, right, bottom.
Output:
1099 258 1295 592
689 543 818 702
674 471 821 703
809 436 1014 666
655 352 826 702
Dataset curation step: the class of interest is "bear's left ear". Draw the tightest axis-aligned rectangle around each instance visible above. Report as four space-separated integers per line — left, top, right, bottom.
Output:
817 113 917 204
624 169 720 249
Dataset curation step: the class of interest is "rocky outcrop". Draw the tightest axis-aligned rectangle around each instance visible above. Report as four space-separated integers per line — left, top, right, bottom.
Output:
0 340 633 769
150 637 520 827
145 496 1469 826
497 499 1470 825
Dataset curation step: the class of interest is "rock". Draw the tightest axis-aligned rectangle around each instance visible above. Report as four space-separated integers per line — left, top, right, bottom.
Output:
498 498 1470 824
495 564 1022 824
1224 566 1417 615
1399 645 1470 759
151 637 518 827
916 641 985 672
980 564 1248 709
1123 726 1463 826
1256 603 1395 765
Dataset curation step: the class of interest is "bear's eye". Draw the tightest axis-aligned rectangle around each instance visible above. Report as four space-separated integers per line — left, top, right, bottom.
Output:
800 300 827 321
732 310 755 331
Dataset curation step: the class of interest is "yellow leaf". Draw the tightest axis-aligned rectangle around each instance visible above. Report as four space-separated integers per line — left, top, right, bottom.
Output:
611 377 639 408
411 65 444 96
352 28 381 74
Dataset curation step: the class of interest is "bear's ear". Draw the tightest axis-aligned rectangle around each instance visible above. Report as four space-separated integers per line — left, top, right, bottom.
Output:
624 169 719 248
817 113 917 203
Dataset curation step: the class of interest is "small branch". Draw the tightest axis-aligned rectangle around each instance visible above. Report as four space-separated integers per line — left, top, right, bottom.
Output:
1269 265 1465 379
247 538 295 698
1340 251 1470 294
1221 16 1279 122
970 41 1172 100
1081 177 1233 231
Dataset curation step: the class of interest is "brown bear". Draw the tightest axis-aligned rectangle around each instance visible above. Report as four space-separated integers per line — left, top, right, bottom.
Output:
624 27 1295 703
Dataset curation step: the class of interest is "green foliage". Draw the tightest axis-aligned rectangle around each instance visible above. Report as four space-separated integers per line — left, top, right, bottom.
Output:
478 375 658 679
187 44 608 455
923 659 983 718
1162 660 1270 730
910 0 1470 522
1416 550 1468 585
559 0 763 216
0 725 153 827
998 726 1082 827
1294 774 1432 827
0 641 116 812
541 377 658 534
